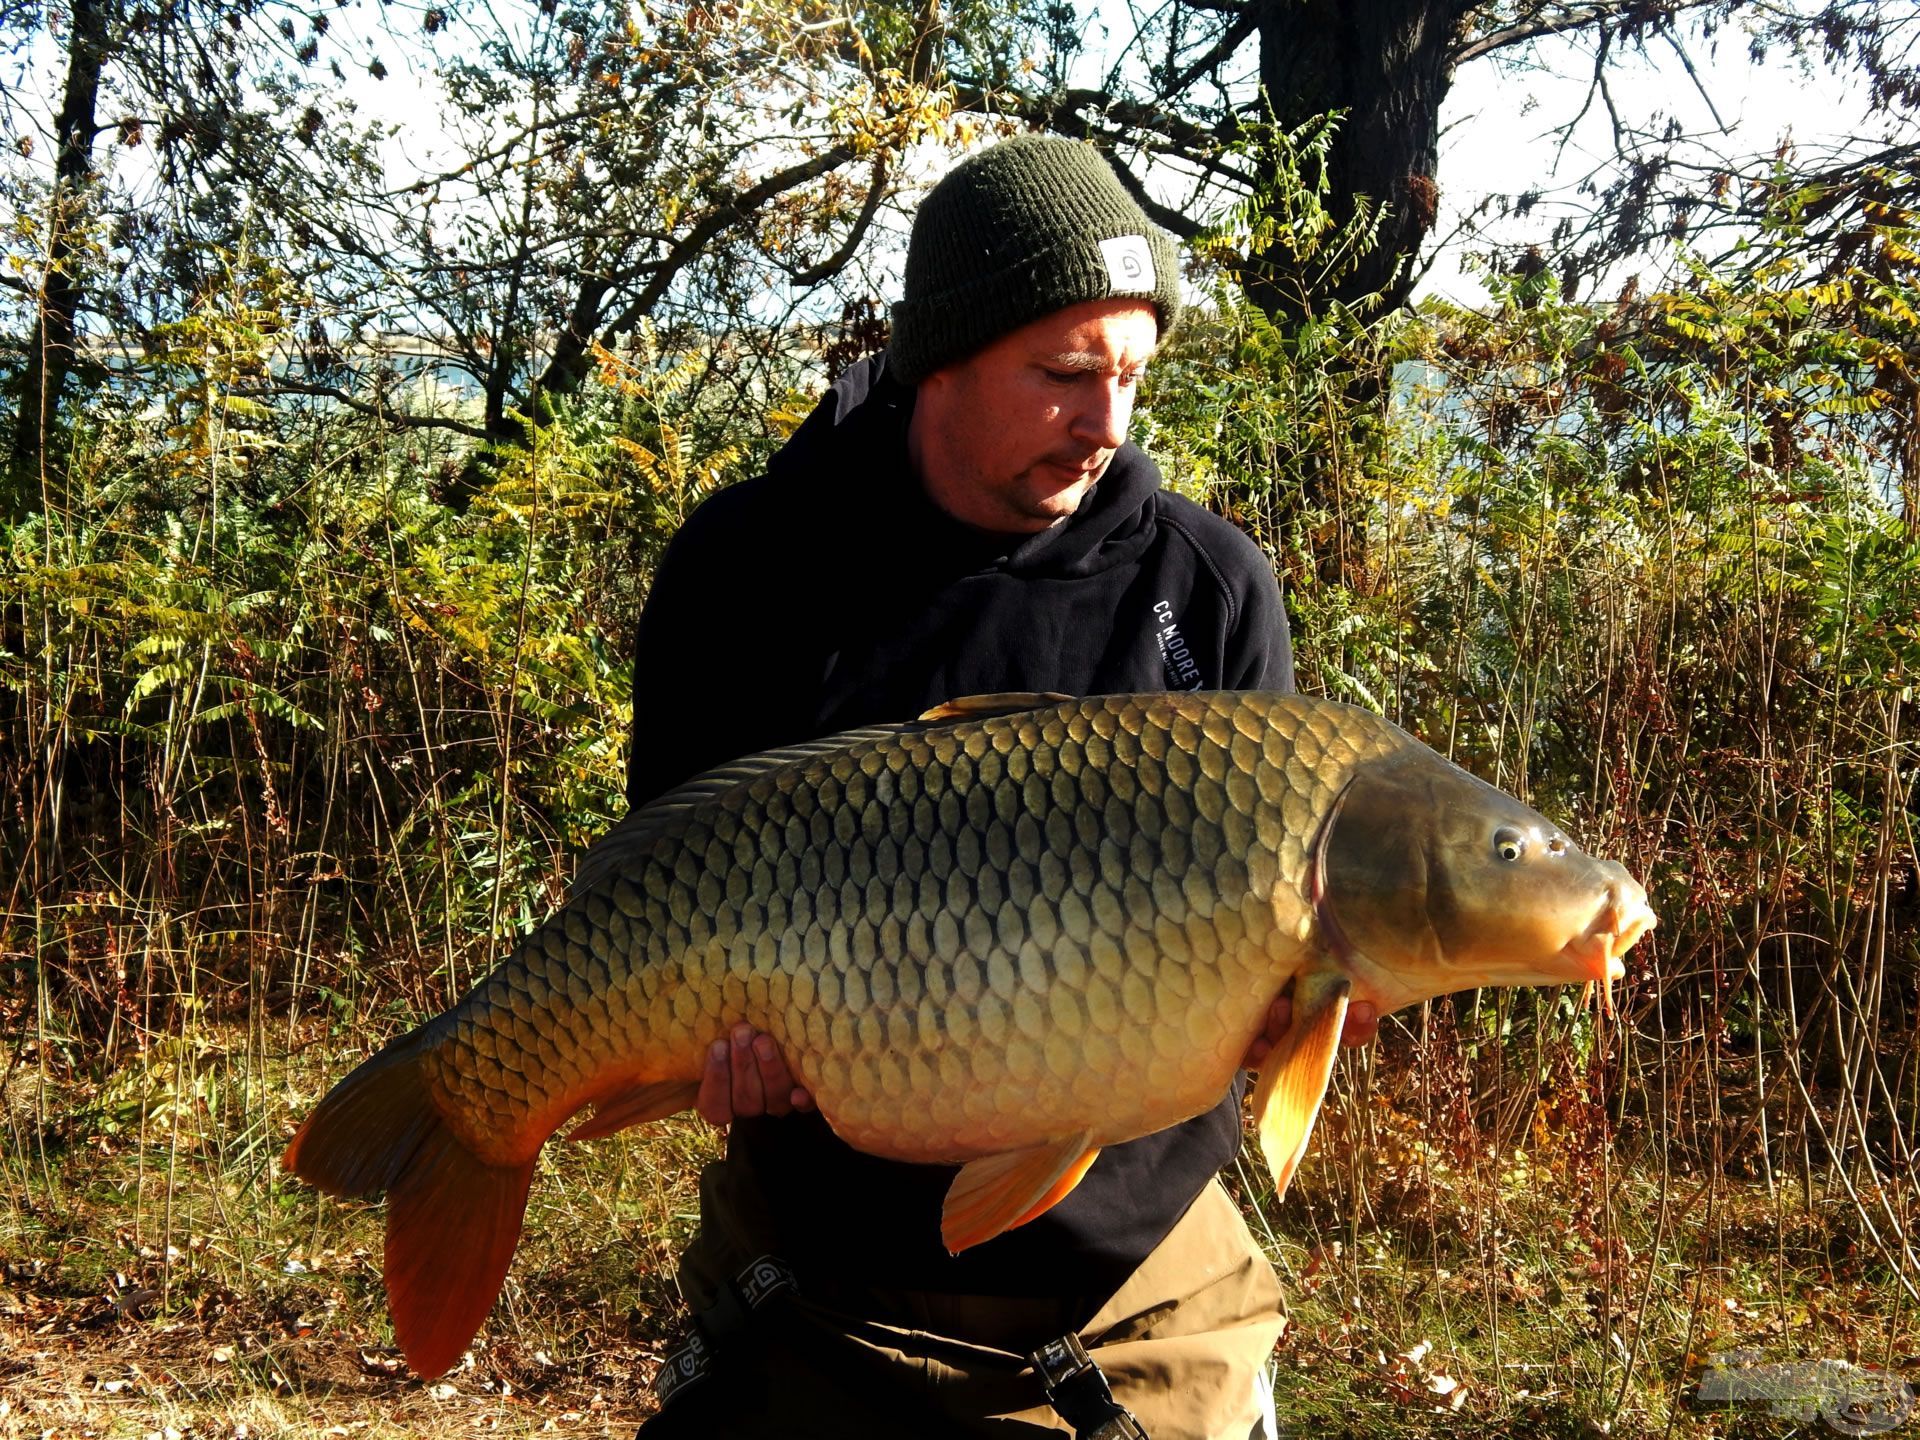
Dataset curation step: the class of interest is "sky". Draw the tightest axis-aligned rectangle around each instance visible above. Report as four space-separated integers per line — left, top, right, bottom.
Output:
1421 16 1906 303
3 1 1911 315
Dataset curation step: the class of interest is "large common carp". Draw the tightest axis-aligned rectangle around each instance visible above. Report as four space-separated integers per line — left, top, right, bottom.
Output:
283 691 1656 1377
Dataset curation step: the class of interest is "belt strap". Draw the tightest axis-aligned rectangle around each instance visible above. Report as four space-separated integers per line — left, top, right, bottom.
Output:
1030 1332 1151 1440
654 1254 798 1409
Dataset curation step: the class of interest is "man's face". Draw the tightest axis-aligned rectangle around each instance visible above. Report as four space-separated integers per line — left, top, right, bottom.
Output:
908 299 1160 535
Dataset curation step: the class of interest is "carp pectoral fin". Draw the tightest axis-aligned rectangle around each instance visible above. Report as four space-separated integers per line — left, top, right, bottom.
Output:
1252 971 1351 1202
565 1080 702 1142
940 1133 1100 1253
917 692 1073 724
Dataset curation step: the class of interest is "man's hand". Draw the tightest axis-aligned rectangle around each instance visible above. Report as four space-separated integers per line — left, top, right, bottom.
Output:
1240 994 1379 1071
696 1024 816 1126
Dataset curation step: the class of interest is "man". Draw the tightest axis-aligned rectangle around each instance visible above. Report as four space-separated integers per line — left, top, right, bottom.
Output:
622 135 1374 1438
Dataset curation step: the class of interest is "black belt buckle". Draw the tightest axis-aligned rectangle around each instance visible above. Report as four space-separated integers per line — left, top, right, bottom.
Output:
1030 1332 1150 1440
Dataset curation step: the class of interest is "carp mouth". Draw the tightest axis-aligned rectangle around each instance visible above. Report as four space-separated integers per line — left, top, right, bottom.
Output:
1559 887 1657 1013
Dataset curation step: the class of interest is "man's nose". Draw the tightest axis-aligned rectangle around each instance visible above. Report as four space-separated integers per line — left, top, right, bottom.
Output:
1070 380 1133 450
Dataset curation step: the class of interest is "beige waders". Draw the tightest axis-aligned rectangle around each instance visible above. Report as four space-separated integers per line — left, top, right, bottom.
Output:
639 1155 1285 1439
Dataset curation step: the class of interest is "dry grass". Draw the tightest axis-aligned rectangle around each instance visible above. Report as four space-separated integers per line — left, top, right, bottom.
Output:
2 1013 717 1437
6 1003 1915 1439
1249 1006 1920 1438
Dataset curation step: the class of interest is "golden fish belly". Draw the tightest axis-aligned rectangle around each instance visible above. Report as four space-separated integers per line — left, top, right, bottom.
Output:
422 693 1408 1166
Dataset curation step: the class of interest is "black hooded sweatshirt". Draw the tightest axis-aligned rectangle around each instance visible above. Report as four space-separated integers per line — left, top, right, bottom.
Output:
623 354 1294 1308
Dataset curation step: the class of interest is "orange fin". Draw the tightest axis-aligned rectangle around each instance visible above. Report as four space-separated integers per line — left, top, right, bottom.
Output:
940 1134 1099 1253
281 1027 441 1198
281 1027 535 1379
565 1079 700 1142
1010 1148 1101 1229
1251 969 1350 1201
385 1125 535 1379
917 692 1073 724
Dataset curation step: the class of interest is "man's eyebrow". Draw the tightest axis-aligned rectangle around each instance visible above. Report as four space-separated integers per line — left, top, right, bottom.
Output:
1040 349 1155 372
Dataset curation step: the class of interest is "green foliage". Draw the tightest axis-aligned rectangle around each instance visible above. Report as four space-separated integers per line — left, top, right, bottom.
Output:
1 257 784 1027
3 150 1917 1440
1193 111 1387 315
1144 175 1919 1345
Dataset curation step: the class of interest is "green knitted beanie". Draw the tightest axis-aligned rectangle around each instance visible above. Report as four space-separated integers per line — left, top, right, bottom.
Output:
888 135 1182 385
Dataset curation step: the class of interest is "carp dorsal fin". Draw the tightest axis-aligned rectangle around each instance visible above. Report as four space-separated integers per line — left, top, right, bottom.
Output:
917 692 1073 724
1251 968 1350 1201
570 723 908 899
940 1132 1100 1252
574 694 1070 897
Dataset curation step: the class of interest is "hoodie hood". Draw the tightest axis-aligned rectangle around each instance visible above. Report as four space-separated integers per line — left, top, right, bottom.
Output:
768 353 1166 581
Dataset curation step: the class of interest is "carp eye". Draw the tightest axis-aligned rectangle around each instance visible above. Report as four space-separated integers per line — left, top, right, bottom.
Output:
1493 827 1527 863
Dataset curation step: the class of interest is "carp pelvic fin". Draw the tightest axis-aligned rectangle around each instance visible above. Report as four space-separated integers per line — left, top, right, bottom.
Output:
917 692 1074 724
1251 970 1351 1202
565 1079 702 1142
280 1029 535 1380
940 1133 1100 1253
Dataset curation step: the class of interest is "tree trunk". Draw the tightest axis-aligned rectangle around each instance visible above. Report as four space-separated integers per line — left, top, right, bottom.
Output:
9 0 109 501
1251 0 1472 325
1228 0 1474 587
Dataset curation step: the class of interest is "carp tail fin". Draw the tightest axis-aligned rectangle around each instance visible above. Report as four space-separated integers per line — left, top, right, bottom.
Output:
383 1123 535 1379
281 1028 535 1380
1251 970 1350 1202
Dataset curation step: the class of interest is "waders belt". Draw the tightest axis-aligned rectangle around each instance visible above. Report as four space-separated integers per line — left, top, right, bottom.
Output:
1030 1331 1151 1440
653 1254 797 1409
654 1255 1150 1438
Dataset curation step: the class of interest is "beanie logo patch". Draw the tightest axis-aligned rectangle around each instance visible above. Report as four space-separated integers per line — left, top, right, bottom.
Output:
1099 235 1156 294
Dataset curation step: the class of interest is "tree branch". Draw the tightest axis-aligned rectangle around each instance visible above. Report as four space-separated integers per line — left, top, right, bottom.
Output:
1449 0 1718 66
1154 5 1260 104
1098 142 1209 238
257 377 491 438
951 79 1259 236
533 140 864 398
610 141 859 333
790 155 890 285
1661 25 1728 132
952 82 1237 154
1550 25 1613 171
